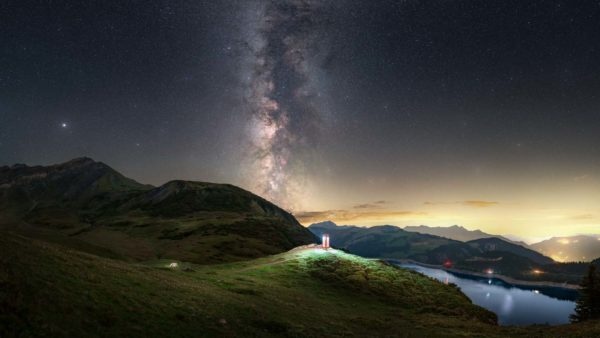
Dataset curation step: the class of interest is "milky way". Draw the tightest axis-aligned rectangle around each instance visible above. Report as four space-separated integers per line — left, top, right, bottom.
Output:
242 0 330 210
3 1 600 238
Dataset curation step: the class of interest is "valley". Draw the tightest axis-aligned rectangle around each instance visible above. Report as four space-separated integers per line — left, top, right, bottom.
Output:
308 221 599 285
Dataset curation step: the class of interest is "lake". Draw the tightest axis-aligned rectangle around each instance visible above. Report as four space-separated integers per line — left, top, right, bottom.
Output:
395 263 578 326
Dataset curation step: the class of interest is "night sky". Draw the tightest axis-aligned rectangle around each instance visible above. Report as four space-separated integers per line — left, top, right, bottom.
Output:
2 1 600 241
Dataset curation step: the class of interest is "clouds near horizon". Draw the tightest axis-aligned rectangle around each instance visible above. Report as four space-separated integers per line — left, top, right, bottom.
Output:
424 200 499 208
294 209 426 225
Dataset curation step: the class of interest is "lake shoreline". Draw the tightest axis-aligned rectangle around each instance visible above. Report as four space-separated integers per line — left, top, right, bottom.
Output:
386 259 580 290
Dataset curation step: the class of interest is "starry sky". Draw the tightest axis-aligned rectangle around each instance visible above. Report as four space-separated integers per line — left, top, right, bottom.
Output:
2 0 600 241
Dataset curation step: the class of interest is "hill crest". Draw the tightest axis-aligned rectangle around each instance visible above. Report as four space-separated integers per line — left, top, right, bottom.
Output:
0 158 316 264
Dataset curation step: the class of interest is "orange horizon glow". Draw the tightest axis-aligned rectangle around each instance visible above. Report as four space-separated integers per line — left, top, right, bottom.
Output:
294 196 600 244
287 167 600 244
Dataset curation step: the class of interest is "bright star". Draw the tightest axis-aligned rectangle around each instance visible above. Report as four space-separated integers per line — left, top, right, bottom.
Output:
61 122 68 128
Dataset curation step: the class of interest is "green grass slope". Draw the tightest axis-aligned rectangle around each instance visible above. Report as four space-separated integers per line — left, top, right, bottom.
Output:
1 158 316 264
3 232 599 337
0 231 489 337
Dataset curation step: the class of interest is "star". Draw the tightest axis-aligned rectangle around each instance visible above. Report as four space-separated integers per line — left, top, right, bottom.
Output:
60 122 68 128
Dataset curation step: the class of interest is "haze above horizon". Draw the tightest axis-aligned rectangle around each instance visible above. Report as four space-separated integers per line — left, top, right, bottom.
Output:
2 1 600 241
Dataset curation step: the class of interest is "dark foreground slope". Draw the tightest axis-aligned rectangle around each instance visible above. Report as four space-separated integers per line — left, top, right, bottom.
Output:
2 232 599 337
0 158 316 263
0 232 493 337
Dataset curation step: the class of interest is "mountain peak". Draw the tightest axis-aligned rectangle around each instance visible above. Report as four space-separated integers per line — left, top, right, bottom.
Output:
55 157 106 170
66 156 96 164
0 157 150 204
308 220 338 228
404 224 510 243
1 158 316 264
2 158 100 174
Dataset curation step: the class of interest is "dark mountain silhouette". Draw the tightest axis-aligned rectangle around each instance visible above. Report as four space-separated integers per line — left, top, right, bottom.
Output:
467 237 554 265
404 224 530 248
307 221 586 283
309 221 456 258
531 235 600 262
0 158 316 263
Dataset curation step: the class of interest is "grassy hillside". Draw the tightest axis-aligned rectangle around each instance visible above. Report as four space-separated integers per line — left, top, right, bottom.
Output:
0 158 316 264
0 231 491 337
2 232 600 337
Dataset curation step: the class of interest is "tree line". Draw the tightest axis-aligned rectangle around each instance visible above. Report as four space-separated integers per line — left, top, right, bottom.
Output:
571 264 600 322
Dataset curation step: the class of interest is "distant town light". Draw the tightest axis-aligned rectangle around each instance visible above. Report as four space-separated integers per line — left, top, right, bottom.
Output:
322 234 330 249
532 269 543 274
485 268 494 275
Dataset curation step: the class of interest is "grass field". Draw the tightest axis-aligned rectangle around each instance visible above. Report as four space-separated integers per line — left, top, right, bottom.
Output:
2 232 600 337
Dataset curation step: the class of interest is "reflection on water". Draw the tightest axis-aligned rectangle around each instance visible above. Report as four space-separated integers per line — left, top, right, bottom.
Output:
396 263 577 325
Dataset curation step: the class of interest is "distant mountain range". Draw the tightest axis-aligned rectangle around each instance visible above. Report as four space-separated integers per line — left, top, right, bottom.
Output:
0 158 316 263
308 221 460 259
309 221 553 264
314 222 600 263
530 235 600 262
403 224 530 247
309 221 598 284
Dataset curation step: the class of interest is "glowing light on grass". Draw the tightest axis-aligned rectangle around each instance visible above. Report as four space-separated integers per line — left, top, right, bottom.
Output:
322 234 330 249
168 262 178 268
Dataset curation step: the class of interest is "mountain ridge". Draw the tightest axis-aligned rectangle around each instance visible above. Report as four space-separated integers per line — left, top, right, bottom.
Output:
306 221 592 283
0 158 316 264
530 235 600 262
404 224 530 248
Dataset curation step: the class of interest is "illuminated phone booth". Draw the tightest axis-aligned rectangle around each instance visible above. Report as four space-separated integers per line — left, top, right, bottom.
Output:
322 234 330 249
